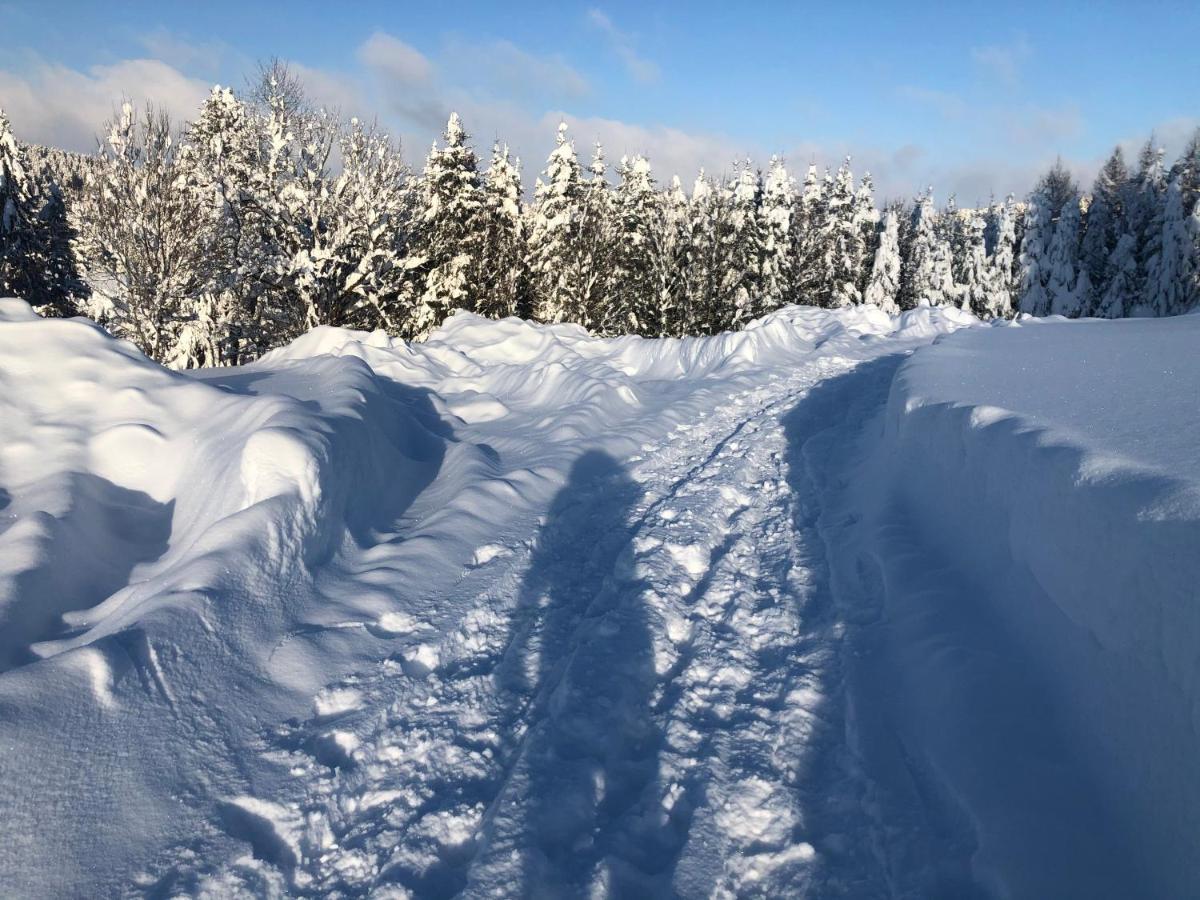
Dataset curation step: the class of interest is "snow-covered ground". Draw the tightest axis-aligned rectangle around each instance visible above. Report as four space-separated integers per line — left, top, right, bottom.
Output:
0 299 1196 898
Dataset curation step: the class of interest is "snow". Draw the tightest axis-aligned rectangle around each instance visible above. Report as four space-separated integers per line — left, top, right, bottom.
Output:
2 296 1197 896
837 312 1200 896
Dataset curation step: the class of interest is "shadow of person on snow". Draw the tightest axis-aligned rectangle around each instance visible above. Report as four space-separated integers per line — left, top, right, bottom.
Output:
498 450 664 898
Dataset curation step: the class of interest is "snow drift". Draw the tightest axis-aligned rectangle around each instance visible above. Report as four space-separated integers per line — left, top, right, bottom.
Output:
854 314 1200 896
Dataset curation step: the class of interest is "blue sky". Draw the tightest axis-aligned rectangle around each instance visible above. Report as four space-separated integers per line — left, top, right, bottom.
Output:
3 0 1198 201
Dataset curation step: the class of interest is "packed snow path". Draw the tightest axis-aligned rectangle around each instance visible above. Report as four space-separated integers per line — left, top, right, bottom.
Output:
185 353 905 898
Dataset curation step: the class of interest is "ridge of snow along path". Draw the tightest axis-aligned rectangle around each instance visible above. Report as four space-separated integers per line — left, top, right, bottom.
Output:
1 298 1197 897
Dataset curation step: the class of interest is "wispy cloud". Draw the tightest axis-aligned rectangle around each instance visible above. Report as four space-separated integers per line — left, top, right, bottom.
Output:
971 35 1032 86
896 84 967 119
358 31 434 86
585 8 660 84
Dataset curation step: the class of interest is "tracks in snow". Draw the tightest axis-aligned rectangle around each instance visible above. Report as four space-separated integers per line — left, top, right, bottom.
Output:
185 352 916 898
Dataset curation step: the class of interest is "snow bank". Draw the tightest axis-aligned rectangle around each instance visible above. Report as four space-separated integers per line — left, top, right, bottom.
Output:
869 314 1200 895
0 297 974 896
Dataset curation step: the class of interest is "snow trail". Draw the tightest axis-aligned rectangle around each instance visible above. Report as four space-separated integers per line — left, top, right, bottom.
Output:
181 350 935 898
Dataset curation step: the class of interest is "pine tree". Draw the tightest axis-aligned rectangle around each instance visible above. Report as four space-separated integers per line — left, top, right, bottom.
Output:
1168 128 1200 213
854 172 880 298
863 205 901 314
957 212 992 315
408 112 484 338
1151 177 1194 316
661 175 692 336
759 156 793 309
685 170 729 332
528 122 585 325
606 154 665 336
1097 232 1137 318
1079 148 1128 311
1131 140 1167 313
1046 194 1084 316
727 160 764 324
901 189 953 307
790 163 824 304
0 108 37 301
826 157 866 307
1018 190 1054 315
985 195 1017 317
476 143 526 320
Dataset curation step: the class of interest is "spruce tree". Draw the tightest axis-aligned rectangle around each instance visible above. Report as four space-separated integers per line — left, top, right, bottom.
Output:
528 122 584 325
476 143 527 320
759 156 794 309
1151 177 1194 316
863 205 901 314
1046 195 1084 316
409 112 484 338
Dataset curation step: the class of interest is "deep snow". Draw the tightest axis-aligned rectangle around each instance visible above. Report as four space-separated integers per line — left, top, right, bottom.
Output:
0 299 1196 898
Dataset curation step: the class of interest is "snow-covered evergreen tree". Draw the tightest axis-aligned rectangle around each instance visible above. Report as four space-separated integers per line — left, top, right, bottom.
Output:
854 172 880 298
863 205 901 314
528 122 585 325
1046 195 1085 316
825 158 866 307
476 143 526 320
759 156 793 309
727 160 764 324
1150 177 1195 316
901 189 953 307
957 213 993 315
1079 147 1129 308
985 195 1017 317
408 112 484 338
0 108 36 301
606 154 666 336
1018 190 1054 315
1097 231 1137 318
1169 128 1200 213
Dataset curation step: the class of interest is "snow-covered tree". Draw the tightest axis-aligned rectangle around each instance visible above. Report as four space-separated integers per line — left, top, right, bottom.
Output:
759 156 793 309
854 172 880 298
407 112 484 338
606 154 666 336
985 195 1018 317
957 212 994 315
1149 177 1196 316
863 205 901 313
528 122 585 325
901 189 953 307
825 157 866 307
1046 195 1085 316
475 143 526 320
1097 231 1137 318
727 160 764 324
1079 147 1129 309
0 109 37 300
1018 190 1054 315
71 103 219 363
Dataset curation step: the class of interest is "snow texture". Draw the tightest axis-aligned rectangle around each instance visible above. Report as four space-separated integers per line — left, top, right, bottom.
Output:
1 296 1196 898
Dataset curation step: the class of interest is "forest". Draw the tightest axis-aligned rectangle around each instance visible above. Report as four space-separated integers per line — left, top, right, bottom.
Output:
2 63 1199 368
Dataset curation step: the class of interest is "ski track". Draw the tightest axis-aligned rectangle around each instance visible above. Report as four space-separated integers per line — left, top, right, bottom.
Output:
164 351 928 899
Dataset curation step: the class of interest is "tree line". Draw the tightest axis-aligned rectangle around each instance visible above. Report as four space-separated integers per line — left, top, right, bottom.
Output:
1 64 1199 368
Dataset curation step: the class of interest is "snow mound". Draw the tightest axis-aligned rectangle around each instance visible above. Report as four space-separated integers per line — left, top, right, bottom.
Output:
866 314 1200 895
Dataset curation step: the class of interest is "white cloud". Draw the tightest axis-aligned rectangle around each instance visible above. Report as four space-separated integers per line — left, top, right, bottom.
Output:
896 84 967 119
0 55 212 151
971 35 1032 86
445 37 590 103
586 8 660 84
357 32 434 86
